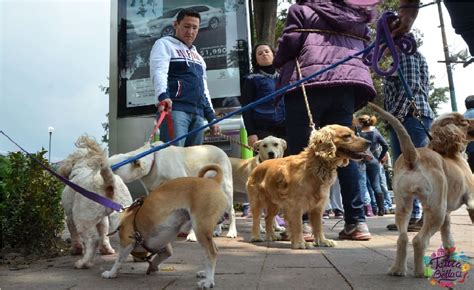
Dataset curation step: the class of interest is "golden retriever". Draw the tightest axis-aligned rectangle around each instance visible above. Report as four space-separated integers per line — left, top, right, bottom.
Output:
368 102 474 277
246 124 371 249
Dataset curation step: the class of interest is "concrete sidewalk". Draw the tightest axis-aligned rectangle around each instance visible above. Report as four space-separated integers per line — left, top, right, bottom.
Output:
1 208 473 290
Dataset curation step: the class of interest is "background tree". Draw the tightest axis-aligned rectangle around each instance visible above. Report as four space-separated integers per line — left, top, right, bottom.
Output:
252 0 279 46
99 83 110 144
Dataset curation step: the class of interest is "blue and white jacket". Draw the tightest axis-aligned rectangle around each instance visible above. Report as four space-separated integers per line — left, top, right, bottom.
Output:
149 36 215 122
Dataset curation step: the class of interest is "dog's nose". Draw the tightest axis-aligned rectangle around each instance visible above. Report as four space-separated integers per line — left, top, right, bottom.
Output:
268 152 275 159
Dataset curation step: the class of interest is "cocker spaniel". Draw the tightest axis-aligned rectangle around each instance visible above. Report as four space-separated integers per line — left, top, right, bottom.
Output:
246 124 371 249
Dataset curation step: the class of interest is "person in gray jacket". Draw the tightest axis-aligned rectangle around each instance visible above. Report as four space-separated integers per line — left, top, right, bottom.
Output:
149 8 220 146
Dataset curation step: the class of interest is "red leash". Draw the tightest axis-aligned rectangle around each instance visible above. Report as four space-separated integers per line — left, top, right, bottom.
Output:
148 101 174 143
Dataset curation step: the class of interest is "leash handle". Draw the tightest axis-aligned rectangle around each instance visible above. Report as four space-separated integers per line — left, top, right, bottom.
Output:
148 101 174 143
362 12 417 77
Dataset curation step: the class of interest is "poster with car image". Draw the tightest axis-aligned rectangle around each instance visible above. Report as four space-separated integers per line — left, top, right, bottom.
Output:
117 0 250 117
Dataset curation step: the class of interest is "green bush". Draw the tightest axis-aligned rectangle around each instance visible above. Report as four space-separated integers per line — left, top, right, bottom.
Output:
0 151 64 255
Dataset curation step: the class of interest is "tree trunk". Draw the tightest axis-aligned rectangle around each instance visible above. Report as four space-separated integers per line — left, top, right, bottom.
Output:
252 0 278 46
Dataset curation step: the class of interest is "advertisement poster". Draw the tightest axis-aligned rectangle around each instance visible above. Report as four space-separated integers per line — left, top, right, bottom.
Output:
117 0 250 117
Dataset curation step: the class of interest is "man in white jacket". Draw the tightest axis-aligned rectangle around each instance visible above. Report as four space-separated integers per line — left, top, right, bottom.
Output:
149 8 220 146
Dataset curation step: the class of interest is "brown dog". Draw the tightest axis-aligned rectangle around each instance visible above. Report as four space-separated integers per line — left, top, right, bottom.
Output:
368 102 474 277
247 125 371 249
102 164 227 288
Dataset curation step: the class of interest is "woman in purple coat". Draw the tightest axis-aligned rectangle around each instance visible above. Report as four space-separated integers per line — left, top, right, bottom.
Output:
273 0 377 240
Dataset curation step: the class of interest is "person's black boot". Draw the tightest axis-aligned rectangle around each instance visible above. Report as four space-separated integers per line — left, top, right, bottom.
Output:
376 194 385 216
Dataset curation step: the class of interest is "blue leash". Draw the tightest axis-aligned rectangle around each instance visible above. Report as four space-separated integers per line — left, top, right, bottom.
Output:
111 43 376 171
1 12 417 212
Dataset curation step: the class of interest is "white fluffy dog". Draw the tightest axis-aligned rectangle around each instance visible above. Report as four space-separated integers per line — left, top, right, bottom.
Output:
108 142 236 240
59 136 132 269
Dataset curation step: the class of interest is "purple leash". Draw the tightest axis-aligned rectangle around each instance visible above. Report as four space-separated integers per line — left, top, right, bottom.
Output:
0 130 123 212
363 11 417 76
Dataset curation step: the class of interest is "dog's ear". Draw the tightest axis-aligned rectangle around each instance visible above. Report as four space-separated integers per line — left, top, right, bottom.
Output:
253 140 262 152
430 124 466 156
280 139 287 150
309 128 336 159
132 159 145 170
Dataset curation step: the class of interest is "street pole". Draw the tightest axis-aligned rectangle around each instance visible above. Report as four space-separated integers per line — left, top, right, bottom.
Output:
48 126 54 163
437 0 457 111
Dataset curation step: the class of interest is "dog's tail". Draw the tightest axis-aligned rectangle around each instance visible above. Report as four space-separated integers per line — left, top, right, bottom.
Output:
75 135 116 198
198 164 223 185
367 102 418 168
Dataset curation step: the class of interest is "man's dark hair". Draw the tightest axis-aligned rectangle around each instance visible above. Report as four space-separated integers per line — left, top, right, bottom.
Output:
465 95 474 109
176 8 201 23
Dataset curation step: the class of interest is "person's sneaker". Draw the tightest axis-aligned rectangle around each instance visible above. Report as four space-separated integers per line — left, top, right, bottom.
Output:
302 222 315 242
385 208 396 214
333 209 344 219
364 204 374 217
241 204 250 217
386 218 422 232
323 210 331 219
275 214 286 227
338 222 371 240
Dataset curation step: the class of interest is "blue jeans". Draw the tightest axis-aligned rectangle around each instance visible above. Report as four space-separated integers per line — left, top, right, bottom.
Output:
389 115 432 219
285 86 365 225
160 110 206 147
326 177 343 212
380 166 393 210
358 162 371 205
365 159 383 195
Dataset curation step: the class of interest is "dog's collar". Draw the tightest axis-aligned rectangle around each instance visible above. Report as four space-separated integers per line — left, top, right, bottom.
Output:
147 152 156 176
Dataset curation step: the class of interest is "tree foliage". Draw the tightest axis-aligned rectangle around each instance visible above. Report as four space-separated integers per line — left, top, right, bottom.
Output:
0 151 64 255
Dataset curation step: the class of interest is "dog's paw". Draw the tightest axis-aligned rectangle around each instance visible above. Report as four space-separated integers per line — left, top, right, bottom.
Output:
226 228 237 238
314 238 337 247
101 270 117 279
99 245 115 255
196 270 206 278
414 270 425 278
291 241 309 249
274 225 285 232
213 228 222 237
250 236 264 242
186 232 198 242
388 266 406 277
74 259 92 269
197 279 215 289
266 233 281 242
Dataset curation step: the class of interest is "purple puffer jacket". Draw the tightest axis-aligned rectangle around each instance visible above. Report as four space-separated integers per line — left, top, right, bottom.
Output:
273 0 377 110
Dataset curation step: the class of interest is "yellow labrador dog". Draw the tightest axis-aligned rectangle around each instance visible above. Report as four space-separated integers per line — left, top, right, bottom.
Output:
230 135 287 194
230 135 287 231
102 164 227 289
247 125 370 249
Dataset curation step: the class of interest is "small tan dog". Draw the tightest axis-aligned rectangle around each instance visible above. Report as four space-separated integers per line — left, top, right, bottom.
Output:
247 125 370 249
368 102 474 277
102 164 227 289
230 135 287 194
